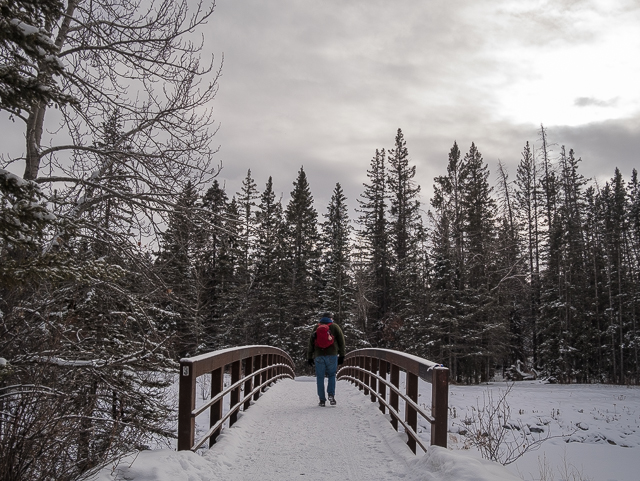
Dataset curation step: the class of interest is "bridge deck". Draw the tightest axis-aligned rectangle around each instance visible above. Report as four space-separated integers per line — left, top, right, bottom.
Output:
203 377 416 480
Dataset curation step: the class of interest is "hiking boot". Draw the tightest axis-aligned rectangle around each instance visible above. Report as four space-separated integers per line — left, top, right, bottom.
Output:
328 395 336 406
318 400 326 407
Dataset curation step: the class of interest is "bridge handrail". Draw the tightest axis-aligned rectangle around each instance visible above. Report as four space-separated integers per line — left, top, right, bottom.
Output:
337 348 449 453
178 345 295 451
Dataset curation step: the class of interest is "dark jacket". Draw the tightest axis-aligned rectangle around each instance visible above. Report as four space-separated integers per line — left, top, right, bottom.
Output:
307 322 346 359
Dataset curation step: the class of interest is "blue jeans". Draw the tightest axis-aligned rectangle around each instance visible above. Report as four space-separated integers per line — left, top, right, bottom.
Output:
315 355 338 401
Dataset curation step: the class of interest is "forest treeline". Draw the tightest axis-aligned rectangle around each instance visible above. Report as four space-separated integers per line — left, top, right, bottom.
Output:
155 127 640 386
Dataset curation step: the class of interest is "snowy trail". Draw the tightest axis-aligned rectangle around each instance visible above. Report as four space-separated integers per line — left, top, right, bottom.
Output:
203 377 416 480
92 377 522 481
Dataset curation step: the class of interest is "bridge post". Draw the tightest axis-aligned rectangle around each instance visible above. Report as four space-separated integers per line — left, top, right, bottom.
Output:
406 372 419 453
230 360 241 426
178 361 195 451
377 360 387 413
431 367 449 448
209 367 224 447
389 364 400 430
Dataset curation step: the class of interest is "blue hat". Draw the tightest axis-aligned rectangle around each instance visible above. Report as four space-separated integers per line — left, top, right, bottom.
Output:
319 312 333 324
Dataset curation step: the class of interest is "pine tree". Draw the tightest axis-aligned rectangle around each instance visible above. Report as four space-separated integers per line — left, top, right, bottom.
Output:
234 170 259 342
496 161 527 370
284 168 320 354
253 177 288 346
429 141 469 380
627 169 640 382
386 128 422 320
460 142 500 382
198 180 234 349
514 142 542 365
356 148 389 342
321 183 353 324
156 181 200 356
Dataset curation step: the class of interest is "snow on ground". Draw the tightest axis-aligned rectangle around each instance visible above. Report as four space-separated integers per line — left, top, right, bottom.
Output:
92 378 520 481
438 381 640 481
92 376 640 481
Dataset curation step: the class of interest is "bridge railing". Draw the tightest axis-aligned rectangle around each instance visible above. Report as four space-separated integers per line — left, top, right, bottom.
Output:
178 345 295 451
337 348 449 453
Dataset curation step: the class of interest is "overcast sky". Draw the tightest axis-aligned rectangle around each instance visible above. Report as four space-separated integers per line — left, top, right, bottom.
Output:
202 0 640 218
2 0 639 222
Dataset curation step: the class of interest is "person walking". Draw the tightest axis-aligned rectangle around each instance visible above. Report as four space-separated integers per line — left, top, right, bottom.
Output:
307 312 345 406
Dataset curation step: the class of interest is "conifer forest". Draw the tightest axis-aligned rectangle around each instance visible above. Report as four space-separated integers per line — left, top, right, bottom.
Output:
1 0 639 480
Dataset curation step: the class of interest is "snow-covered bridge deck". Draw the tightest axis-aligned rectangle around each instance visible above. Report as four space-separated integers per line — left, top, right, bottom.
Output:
93 378 520 481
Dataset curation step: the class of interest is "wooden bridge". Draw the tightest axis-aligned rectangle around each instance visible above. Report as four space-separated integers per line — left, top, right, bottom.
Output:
178 346 450 468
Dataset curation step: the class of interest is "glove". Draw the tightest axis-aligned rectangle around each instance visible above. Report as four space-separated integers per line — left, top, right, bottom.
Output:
338 355 344 365
307 358 314 366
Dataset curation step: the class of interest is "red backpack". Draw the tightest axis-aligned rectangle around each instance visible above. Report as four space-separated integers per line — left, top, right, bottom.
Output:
314 323 334 349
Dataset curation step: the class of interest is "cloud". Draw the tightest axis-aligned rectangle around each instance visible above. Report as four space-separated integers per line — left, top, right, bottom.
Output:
574 97 619 108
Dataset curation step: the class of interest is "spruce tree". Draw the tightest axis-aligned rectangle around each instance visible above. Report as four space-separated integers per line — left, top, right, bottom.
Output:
356 149 389 342
514 142 542 365
284 168 320 355
254 177 288 346
155 181 200 356
387 128 422 320
321 183 353 324
461 142 500 382
429 141 468 380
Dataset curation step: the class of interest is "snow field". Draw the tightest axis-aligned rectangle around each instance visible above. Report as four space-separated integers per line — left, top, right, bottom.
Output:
442 381 640 481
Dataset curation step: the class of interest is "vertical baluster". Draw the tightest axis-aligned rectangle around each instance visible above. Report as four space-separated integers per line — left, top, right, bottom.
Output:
390 364 400 431
229 360 241 426
243 356 254 410
261 354 268 391
209 367 223 447
363 356 371 396
378 360 387 413
253 355 262 401
370 358 378 402
406 371 419 453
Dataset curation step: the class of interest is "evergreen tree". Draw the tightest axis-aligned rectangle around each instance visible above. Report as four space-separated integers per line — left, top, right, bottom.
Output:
514 142 542 365
321 183 353 324
386 128 422 322
198 180 234 349
356 149 389 342
627 169 640 382
460 142 500 382
155 181 200 356
429 141 468 380
284 168 320 355
253 177 288 346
